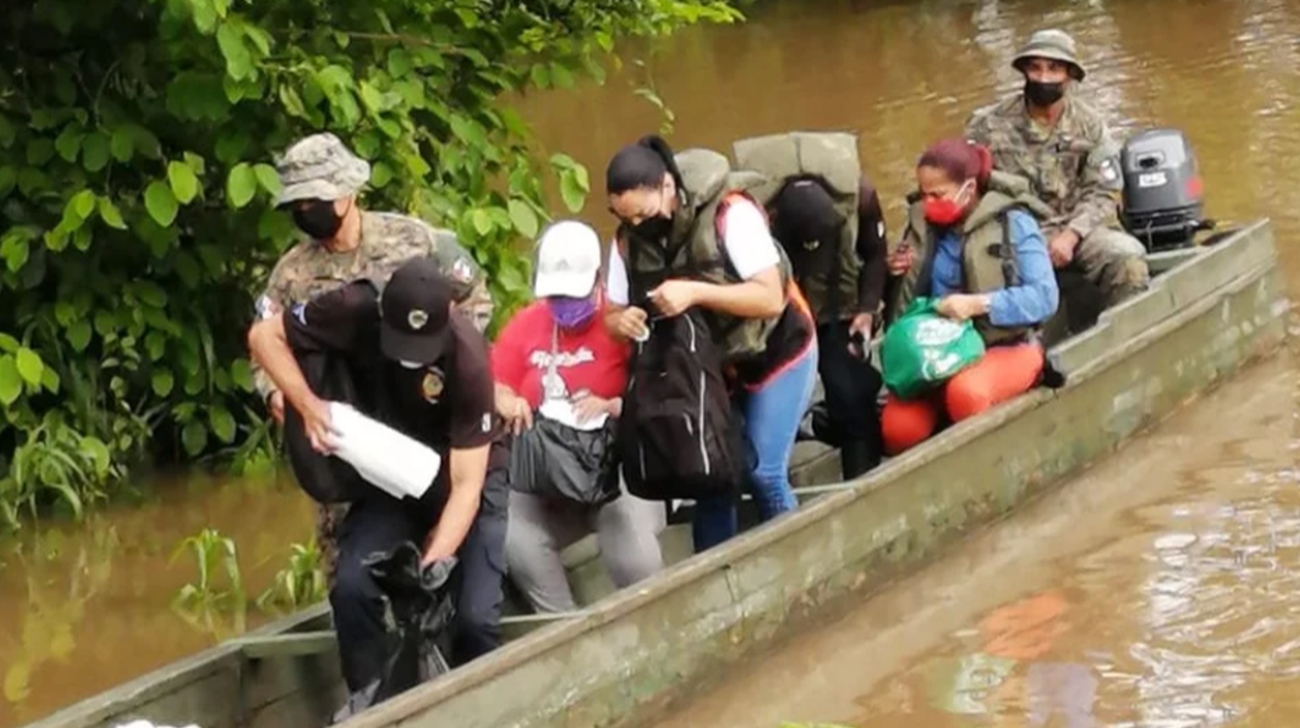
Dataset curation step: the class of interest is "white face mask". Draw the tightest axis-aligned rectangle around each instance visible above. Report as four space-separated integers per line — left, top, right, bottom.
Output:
398 360 425 370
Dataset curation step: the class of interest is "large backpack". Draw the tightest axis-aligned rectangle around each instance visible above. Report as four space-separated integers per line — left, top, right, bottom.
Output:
617 309 748 501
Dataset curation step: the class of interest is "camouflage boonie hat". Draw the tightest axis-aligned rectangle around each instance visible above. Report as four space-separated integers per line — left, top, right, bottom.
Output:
274 133 371 207
1013 29 1086 81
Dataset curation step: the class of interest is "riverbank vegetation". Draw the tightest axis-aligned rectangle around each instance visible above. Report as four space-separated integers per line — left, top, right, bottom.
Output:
0 0 741 528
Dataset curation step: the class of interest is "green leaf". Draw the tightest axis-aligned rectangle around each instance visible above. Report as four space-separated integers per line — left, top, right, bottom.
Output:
388 48 412 77
152 370 175 397
217 22 252 81
15 348 43 386
41 366 60 394
507 199 539 238
144 181 179 226
253 163 281 196
98 197 127 229
371 162 393 188
133 281 168 308
0 356 20 406
210 405 236 444
26 139 55 166
82 133 111 172
182 420 208 456
279 85 308 119
127 125 162 160
530 64 550 89
190 0 217 34
55 127 84 163
81 436 110 477
230 358 254 392
549 62 576 89
168 161 199 204
110 127 134 162
0 334 16 352
0 167 14 196
227 163 256 208
66 320 92 352
72 189 96 220
215 132 249 165
469 209 493 236
1 231 29 273
560 172 586 213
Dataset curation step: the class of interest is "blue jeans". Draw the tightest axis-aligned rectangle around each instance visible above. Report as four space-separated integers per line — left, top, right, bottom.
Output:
692 343 819 552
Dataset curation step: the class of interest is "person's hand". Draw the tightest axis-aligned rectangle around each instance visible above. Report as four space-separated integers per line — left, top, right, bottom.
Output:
847 313 874 359
267 391 285 425
300 395 336 453
613 306 650 341
572 394 612 424
648 280 700 318
887 245 915 277
935 294 989 321
497 390 533 436
1048 229 1080 268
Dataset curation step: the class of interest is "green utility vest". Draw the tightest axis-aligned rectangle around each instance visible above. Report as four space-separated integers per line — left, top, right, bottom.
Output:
732 131 862 324
622 148 793 364
890 171 1054 346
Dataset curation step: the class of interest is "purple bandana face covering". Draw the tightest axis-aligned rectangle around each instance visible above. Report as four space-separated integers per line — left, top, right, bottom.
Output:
548 295 597 329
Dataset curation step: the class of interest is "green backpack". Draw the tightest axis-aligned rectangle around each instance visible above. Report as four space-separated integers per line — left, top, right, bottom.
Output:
880 297 986 400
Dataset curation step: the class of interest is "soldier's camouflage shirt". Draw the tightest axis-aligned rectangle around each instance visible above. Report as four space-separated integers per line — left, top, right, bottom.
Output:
252 210 494 401
964 92 1125 240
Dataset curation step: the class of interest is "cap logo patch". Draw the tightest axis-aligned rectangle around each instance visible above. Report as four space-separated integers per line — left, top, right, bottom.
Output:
452 257 473 283
421 369 445 403
408 309 429 330
802 239 820 252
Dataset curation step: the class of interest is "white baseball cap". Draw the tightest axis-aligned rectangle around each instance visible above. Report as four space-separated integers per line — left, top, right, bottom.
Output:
533 220 602 298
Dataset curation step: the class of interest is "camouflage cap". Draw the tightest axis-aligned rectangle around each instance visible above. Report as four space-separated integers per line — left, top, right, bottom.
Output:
274 133 371 206
1012 29 1086 81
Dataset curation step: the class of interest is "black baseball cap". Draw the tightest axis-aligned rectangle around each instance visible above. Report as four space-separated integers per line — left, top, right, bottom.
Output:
379 258 455 364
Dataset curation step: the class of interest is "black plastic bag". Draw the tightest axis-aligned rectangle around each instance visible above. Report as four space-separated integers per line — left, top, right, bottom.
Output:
510 416 619 505
330 544 457 724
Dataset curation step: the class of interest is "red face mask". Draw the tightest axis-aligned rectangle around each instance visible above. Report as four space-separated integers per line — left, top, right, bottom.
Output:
922 181 974 227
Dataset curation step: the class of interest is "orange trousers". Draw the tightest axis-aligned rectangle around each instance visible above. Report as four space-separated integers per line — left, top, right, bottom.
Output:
882 342 1044 455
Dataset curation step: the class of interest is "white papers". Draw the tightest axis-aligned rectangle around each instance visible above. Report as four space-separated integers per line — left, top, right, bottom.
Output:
328 402 442 499
538 398 609 431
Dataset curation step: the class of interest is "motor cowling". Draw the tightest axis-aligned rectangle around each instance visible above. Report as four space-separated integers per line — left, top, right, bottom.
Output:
1119 128 1207 251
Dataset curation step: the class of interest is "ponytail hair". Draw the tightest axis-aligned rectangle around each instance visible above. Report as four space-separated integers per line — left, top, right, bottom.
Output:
606 134 684 195
918 138 995 192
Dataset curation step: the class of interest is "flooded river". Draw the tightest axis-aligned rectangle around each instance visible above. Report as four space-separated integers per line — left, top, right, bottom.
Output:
4 0 1300 724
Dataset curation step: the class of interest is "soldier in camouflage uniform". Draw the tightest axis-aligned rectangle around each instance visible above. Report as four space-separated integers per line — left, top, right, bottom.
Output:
965 29 1150 313
251 132 507 665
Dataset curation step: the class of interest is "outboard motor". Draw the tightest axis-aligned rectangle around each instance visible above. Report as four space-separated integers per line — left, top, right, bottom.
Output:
1119 128 1208 251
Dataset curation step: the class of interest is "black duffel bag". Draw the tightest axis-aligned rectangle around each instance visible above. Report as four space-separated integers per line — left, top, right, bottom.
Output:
283 350 370 504
509 415 620 506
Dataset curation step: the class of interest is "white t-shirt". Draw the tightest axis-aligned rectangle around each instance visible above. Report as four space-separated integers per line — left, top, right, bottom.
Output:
606 197 780 306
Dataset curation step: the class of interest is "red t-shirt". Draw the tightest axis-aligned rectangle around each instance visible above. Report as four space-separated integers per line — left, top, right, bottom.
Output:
491 300 630 409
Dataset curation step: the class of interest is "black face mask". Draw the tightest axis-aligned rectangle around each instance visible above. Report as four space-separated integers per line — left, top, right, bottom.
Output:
1024 80 1066 107
630 215 672 243
292 200 344 240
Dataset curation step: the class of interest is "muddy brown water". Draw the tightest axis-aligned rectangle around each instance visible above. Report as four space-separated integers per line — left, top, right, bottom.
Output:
4 0 1300 724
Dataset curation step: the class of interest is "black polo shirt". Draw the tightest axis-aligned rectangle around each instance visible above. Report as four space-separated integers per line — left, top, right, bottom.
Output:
283 281 499 462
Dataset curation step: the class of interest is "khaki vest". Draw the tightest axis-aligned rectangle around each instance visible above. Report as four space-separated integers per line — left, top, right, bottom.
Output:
622 148 793 363
732 131 862 324
890 171 1054 345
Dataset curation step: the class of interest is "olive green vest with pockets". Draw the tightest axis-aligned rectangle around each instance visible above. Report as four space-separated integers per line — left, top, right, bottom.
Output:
622 147 793 363
732 131 862 324
890 171 1054 346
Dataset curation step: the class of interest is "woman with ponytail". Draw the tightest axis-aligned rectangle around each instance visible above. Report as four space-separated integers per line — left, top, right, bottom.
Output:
602 134 818 552
881 138 1059 455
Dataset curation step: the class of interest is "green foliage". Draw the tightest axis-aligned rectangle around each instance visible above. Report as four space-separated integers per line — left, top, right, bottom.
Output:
172 527 245 607
0 0 742 525
257 537 326 611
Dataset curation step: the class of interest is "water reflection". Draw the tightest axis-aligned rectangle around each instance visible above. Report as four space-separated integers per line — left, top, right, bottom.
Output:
0 473 311 727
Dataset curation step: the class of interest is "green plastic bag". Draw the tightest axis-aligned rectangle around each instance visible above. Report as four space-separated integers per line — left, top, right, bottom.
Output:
881 297 986 400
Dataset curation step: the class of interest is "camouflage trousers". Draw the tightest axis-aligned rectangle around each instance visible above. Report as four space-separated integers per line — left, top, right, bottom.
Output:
1048 225 1151 308
317 501 351 587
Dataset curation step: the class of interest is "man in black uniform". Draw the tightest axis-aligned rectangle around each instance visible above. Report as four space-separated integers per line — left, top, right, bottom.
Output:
247 257 502 709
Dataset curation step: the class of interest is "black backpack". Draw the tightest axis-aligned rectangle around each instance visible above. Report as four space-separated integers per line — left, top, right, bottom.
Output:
618 309 748 501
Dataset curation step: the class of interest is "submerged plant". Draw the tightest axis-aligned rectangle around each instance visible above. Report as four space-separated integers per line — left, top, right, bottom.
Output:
171 527 244 609
257 538 326 611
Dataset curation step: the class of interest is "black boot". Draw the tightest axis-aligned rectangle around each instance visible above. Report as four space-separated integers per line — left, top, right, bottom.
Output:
839 438 881 481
